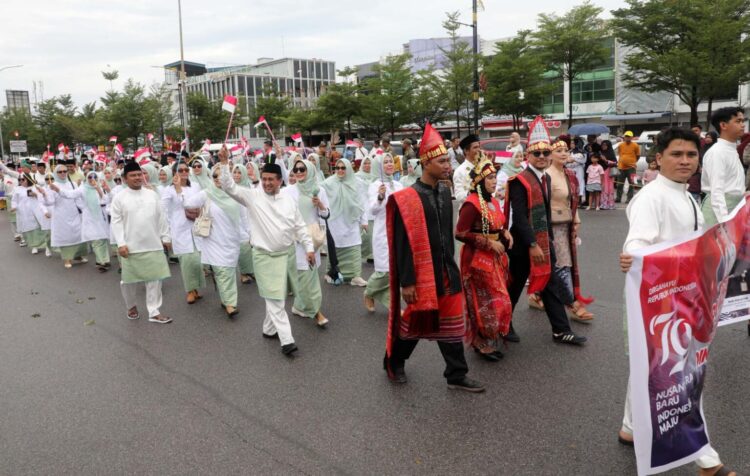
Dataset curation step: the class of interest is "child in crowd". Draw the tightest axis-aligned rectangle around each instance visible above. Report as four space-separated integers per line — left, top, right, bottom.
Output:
586 153 605 210
642 160 659 185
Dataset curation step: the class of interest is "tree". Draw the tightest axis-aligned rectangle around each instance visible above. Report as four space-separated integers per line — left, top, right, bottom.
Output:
100 79 152 147
407 67 450 130
34 95 78 148
357 54 413 137
441 11 475 135
102 70 119 92
147 83 179 144
316 69 361 138
484 30 553 130
253 84 291 138
185 92 230 147
533 2 609 127
284 108 332 145
1 109 43 154
611 0 750 127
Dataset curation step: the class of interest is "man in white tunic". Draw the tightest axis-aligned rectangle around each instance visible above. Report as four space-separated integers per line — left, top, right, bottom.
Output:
217 149 314 357
619 128 734 476
701 107 746 226
110 161 172 324
452 134 481 205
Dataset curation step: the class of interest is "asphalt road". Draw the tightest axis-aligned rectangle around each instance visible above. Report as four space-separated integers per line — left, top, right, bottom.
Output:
0 208 748 475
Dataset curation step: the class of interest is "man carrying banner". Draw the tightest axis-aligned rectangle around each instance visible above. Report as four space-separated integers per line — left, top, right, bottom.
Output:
619 127 735 476
701 107 746 226
383 123 484 393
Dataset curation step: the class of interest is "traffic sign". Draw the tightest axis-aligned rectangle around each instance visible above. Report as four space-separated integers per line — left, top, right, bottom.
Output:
9 140 27 153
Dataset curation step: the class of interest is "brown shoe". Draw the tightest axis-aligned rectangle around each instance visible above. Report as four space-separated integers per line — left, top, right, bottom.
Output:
193 290 203 300
364 291 375 313
186 291 196 304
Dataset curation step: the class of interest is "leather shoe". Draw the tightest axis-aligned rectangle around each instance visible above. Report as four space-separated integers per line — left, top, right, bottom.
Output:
383 356 407 383
447 377 485 393
262 332 278 339
186 291 196 304
473 347 502 362
505 324 520 343
281 343 298 356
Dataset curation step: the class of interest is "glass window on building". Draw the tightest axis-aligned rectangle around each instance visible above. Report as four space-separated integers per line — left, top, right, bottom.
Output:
294 79 301 96
542 79 565 114
294 60 301 77
571 70 615 103
254 78 262 95
315 62 322 79
322 63 329 80
238 77 245 94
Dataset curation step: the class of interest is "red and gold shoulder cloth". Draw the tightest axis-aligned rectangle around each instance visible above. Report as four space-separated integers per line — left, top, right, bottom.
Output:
385 187 439 357
504 168 552 294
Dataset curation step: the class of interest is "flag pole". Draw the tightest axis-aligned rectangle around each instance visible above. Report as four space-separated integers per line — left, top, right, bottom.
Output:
224 109 236 143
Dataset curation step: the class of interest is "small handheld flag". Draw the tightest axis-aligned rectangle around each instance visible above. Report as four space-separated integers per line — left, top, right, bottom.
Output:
109 136 118 143
222 95 237 113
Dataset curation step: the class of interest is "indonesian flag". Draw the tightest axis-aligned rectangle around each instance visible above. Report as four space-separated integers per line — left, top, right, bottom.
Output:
95 153 108 165
41 151 50 163
291 133 303 145
222 95 238 113
109 136 118 143
240 137 250 156
253 116 267 129
229 144 244 157
57 143 66 153
87 147 98 156
114 143 124 158
180 137 189 151
147 132 154 141
201 139 211 152
254 150 264 160
134 147 151 165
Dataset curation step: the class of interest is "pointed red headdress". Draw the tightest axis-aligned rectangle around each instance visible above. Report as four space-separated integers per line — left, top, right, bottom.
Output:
418 123 447 164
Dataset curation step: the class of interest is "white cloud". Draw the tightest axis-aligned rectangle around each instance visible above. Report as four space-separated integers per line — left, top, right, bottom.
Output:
0 0 623 108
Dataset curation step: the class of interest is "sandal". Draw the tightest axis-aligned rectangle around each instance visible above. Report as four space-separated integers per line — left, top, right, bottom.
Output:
127 307 139 320
528 294 545 310
701 465 736 476
148 314 173 324
568 302 594 323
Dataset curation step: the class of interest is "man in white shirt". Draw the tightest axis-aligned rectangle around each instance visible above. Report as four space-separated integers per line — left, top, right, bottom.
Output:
354 138 368 167
217 147 314 357
452 134 480 205
110 161 173 323
619 128 734 476
447 137 463 170
701 106 746 225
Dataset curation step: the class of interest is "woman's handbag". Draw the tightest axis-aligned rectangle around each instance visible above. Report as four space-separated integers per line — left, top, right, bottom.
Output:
184 208 200 221
307 222 327 251
609 166 619 178
192 197 212 237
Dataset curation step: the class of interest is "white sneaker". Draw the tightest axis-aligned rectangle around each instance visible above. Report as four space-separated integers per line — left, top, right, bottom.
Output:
31 248 39 254
291 306 309 318
324 275 334 284
45 248 52 257
76 257 89 264
350 276 367 287
19 241 27 247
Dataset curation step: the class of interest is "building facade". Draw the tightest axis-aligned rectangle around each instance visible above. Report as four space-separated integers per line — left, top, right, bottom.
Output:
5 90 31 114
171 57 335 139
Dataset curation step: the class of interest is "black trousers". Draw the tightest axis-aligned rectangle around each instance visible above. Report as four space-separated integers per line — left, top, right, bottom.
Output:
507 249 572 334
390 337 468 382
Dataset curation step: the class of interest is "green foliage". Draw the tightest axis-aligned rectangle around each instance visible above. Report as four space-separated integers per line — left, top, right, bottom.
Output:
316 80 360 137
484 30 552 130
253 84 291 137
611 0 750 126
441 11 475 135
357 53 414 137
533 1 609 126
408 67 450 130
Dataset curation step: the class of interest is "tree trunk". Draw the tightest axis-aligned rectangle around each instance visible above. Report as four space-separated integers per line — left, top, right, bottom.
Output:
689 85 699 127
567 75 574 128
706 97 714 131
455 108 461 138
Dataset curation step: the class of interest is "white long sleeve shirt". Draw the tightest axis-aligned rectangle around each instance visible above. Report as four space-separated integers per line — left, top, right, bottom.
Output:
368 179 403 272
701 138 744 221
624 174 704 253
182 190 247 267
110 187 171 252
452 160 473 204
219 164 313 254
161 184 200 255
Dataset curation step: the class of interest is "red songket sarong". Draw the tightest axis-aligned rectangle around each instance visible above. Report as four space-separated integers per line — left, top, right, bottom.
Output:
457 194 513 342
385 188 465 358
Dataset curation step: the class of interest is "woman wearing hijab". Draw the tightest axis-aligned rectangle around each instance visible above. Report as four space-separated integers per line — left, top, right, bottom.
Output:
37 174 54 256
496 151 524 207
158 167 173 196
455 157 513 361
321 158 368 286
399 158 421 188
598 140 617 210
356 156 376 263
180 165 247 317
232 164 255 284
363 153 403 312
49 171 111 271
11 173 46 254
162 160 206 304
245 161 261 188
283 159 330 327
189 156 211 191
142 163 161 192
43 164 88 268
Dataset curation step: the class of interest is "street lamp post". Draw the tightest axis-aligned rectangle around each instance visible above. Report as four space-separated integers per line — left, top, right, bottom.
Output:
177 0 189 151
471 0 480 134
0 65 24 160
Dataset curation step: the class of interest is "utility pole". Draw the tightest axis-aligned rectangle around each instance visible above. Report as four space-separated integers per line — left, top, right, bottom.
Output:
178 0 189 151
472 0 480 134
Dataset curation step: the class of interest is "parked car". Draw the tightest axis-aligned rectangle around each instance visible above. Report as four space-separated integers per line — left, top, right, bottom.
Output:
480 138 515 164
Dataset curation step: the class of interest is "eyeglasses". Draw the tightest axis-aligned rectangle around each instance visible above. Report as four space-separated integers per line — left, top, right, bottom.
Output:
191 164 202 169
292 167 306 174
531 151 552 158
177 168 189 173
212 175 220 179
333 166 347 171
58 170 67 173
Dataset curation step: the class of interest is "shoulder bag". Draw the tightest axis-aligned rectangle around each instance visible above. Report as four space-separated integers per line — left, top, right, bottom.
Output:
192 196 212 237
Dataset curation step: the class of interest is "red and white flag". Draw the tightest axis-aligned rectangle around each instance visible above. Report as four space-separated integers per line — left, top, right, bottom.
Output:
253 116 267 129
95 153 108 165
180 137 189 151
147 132 154 141
291 133 303 145
134 147 151 165
87 147 98 156
109 136 118 143
222 95 238 113
346 140 356 146
57 143 66 153
114 143 124 158
41 151 50 163
229 144 244 157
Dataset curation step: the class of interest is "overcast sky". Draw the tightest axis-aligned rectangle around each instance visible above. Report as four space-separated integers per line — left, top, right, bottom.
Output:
1 0 622 109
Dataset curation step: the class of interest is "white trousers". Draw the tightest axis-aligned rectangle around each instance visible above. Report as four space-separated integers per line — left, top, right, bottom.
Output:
120 280 163 318
622 381 721 469
263 298 294 346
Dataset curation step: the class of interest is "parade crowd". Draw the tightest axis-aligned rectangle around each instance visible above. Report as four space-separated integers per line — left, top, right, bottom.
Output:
1 107 748 475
